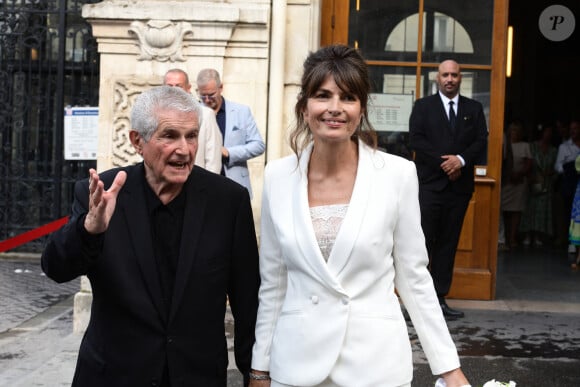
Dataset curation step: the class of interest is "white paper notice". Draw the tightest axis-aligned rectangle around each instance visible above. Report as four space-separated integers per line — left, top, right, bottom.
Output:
368 93 413 132
64 107 98 160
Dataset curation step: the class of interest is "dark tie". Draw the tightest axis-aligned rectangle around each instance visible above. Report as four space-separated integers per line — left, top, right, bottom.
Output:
448 101 457 130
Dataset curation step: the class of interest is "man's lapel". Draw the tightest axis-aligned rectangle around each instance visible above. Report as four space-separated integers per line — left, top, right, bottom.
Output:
456 95 470 132
123 164 168 324
169 169 207 322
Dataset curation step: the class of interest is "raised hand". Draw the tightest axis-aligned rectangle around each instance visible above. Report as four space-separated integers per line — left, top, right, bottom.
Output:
84 168 127 234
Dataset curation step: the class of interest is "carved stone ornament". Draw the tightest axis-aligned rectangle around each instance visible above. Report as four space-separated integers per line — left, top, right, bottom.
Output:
112 78 161 167
128 20 193 62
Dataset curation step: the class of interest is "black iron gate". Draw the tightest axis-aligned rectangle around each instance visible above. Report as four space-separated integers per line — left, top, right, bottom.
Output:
0 0 100 253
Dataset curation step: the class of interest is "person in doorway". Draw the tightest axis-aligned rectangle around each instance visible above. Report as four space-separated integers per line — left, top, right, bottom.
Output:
409 59 488 318
163 68 223 174
249 45 470 387
552 118 570 148
196 68 265 197
551 118 570 247
569 153 580 271
500 121 533 249
555 119 580 255
41 86 260 387
520 124 557 247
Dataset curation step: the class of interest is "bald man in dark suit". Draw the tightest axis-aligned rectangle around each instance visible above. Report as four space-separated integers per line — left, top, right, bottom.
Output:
409 60 488 318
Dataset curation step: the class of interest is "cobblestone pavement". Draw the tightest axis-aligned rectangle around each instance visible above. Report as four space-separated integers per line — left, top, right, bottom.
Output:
2 298 579 386
1 249 580 386
0 255 244 386
410 309 580 386
0 257 79 334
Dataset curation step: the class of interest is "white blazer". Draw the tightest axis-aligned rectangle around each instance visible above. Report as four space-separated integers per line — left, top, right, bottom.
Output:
252 141 460 386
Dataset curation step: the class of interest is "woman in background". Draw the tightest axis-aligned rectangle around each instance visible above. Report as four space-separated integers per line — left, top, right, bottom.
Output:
520 124 557 247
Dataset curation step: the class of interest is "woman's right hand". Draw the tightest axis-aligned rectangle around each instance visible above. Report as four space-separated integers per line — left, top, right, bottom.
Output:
440 368 470 387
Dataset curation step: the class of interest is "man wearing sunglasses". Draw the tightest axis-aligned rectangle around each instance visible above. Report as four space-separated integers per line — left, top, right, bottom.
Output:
196 69 265 198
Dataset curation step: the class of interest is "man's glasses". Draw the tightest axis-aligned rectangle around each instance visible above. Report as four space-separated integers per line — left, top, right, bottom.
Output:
198 92 218 101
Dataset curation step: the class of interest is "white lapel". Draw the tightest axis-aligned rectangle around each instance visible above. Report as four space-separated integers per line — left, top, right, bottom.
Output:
224 100 236 147
291 143 347 294
326 141 373 276
289 142 374 290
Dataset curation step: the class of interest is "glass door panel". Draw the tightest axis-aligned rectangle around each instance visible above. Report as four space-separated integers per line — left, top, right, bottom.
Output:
348 0 420 61
346 0 493 65
369 65 418 95
422 0 494 64
367 66 417 159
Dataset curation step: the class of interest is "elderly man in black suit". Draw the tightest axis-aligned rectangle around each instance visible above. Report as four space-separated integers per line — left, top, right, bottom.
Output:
409 60 488 318
41 86 260 386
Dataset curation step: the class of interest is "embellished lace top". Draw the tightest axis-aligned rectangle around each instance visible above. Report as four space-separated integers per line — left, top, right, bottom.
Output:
309 204 348 261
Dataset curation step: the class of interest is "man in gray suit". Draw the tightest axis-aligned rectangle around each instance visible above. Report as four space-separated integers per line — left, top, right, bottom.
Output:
196 69 265 197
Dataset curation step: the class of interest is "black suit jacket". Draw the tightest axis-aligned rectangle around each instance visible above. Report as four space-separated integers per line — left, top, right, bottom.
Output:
42 163 260 387
409 93 488 194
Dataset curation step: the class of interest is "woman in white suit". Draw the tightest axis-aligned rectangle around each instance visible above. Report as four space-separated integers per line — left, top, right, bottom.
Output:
249 45 470 387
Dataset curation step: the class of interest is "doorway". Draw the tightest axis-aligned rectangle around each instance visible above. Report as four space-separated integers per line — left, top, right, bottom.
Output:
504 0 580 280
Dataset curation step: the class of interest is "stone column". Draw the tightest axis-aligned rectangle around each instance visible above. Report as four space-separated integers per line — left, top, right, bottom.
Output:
73 0 270 333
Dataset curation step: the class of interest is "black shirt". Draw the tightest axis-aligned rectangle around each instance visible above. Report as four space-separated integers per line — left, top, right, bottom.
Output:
217 100 228 176
216 99 226 140
143 177 186 315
